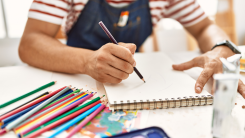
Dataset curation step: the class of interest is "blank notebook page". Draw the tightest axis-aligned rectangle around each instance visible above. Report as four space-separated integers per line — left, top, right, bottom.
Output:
104 52 210 104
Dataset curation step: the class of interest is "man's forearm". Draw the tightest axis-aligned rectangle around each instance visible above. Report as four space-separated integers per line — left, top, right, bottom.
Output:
19 32 93 74
196 24 230 53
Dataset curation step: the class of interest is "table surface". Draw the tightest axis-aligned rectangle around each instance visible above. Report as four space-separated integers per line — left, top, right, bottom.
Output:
0 51 245 138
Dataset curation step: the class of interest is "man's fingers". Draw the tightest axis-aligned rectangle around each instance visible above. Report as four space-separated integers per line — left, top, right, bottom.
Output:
108 44 136 66
195 67 214 94
172 58 199 71
106 63 130 80
118 42 137 54
108 54 134 74
105 74 122 84
238 79 245 99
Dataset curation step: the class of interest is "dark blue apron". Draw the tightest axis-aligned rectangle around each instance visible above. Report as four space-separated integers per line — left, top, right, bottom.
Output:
67 0 152 52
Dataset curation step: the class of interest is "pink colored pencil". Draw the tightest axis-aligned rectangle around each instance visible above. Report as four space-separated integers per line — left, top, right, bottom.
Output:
0 86 66 122
66 104 106 138
19 93 95 136
29 94 75 118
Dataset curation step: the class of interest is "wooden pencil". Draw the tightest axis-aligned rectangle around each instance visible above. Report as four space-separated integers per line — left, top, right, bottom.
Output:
43 89 81 108
0 91 49 117
1 100 45 126
67 103 106 138
0 81 56 109
47 103 102 138
23 96 103 137
19 93 94 136
0 86 70 136
24 101 101 138
13 91 83 130
98 21 145 83
0 86 66 122
15 93 87 133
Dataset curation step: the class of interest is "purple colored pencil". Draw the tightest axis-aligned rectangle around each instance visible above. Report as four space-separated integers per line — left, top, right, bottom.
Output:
19 93 95 136
98 21 145 83
66 104 106 138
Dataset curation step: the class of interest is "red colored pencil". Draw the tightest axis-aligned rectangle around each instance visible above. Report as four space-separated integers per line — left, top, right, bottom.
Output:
24 101 101 138
0 86 66 122
20 93 94 136
29 94 75 118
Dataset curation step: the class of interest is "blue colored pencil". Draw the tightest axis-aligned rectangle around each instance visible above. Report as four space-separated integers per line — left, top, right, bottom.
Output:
47 103 102 138
2 101 45 125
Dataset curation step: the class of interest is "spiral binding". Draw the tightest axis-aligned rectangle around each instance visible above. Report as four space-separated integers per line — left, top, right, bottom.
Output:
112 95 213 110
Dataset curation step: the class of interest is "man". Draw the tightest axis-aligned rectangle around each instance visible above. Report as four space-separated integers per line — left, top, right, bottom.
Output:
19 0 245 97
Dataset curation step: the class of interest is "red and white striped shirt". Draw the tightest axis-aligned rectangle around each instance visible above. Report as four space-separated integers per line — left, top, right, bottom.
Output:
28 0 207 33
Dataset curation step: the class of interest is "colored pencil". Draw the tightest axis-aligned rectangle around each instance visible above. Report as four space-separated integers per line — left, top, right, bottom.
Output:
25 102 102 138
0 81 56 109
1 100 45 126
23 97 103 137
30 94 75 118
67 103 106 138
43 89 81 108
15 92 87 133
48 103 102 138
0 86 66 122
13 92 82 130
19 93 94 136
0 91 49 117
98 21 145 83
16 93 87 133
1 86 70 135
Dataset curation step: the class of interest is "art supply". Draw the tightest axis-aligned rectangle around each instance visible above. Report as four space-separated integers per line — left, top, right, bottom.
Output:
19 93 94 136
13 92 83 130
47 103 102 138
98 21 145 83
66 103 106 138
104 53 213 111
0 86 66 122
0 86 70 135
29 93 75 118
0 91 49 117
15 92 87 133
212 74 239 137
44 89 81 108
24 101 102 138
24 97 103 137
0 81 56 109
1 100 45 126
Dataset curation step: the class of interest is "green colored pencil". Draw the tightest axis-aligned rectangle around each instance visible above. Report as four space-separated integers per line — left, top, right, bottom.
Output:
24 96 103 137
42 89 81 109
0 81 56 109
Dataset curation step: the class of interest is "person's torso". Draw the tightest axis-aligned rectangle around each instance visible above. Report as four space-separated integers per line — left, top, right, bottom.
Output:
66 0 152 52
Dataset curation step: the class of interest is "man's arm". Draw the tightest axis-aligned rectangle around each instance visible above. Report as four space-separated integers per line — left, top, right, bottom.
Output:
185 17 231 53
19 18 92 74
172 17 245 98
19 18 136 83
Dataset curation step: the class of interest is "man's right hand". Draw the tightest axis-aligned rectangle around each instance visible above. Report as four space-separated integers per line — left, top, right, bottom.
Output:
85 43 137 83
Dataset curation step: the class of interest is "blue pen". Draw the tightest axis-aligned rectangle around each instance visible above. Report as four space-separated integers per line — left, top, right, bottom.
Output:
47 103 102 138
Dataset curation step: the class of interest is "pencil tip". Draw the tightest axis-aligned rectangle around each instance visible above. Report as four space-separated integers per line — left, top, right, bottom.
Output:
142 78 145 83
54 81 57 83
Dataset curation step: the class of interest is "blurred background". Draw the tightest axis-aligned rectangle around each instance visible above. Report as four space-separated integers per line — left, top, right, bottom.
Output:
0 0 245 67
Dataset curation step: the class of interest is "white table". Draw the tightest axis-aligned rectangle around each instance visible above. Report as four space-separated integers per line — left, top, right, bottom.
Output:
0 51 245 138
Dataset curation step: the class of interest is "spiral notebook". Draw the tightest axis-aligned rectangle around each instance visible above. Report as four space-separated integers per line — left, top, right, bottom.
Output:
104 52 213 111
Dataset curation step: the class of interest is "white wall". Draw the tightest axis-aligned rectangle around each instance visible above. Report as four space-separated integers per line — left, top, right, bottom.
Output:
234 0 245 45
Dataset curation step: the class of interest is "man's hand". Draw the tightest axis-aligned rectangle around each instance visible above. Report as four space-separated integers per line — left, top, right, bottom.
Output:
85 42 136 83
172 46 245 98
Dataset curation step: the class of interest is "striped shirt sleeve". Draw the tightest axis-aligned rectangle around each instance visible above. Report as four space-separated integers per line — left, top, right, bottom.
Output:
165 0 207 27
28 0 70 25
